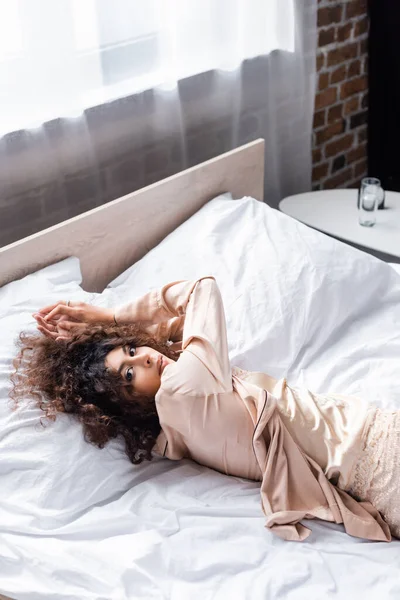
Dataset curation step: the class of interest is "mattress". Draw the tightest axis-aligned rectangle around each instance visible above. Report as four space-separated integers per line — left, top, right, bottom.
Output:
1 196 400 599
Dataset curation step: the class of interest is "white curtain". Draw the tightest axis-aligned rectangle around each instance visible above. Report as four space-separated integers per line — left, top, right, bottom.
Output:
0 0 317 247
1 0 295 132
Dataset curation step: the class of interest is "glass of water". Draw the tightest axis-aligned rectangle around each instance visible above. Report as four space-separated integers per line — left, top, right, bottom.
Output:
358 177 384 227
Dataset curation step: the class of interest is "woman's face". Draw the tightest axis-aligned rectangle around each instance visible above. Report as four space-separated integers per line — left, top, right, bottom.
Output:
105 344 173 397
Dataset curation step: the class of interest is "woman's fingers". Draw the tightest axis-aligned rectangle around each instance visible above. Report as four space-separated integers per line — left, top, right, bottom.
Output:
44 304 80 322
37 301 113 328
35 301 67 317
34 314 80 330
37 325 59 340
57 321 86 332
35 300 82 318
35 312 86 341
38 325 70 342
35 316 59 339
43 303 114 326
34 314 57 332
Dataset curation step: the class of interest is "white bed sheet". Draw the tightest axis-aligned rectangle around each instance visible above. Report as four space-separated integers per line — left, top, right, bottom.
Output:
390 262 400 276
1 197 400 600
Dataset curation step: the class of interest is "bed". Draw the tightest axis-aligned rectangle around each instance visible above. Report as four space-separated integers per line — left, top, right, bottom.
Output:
1 138 400 600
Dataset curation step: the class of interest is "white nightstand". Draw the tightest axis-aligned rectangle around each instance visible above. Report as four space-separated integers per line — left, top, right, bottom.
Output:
279 189 400 264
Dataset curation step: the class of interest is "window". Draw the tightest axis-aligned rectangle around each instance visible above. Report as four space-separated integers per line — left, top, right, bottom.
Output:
0 0 295 134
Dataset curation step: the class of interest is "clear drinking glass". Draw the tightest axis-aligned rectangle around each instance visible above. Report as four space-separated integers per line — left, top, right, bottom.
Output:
358 177 383 227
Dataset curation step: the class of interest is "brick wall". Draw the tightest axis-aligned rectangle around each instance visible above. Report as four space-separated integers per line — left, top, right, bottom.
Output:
312 0 368 189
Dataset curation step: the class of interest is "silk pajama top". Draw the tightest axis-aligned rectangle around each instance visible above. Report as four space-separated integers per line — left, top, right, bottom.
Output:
115 277 390 542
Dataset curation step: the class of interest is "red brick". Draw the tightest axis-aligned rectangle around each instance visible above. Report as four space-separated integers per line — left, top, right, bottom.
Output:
360 38 368 54
363 55 368 74
323 167 353 189
340 76 368 99
317 52 325 71
313 162 329 182
325 133 355 157
318 5 343 27
313 109 326 129
332 154 346 173
315 120 345 145
358 126 367 143
337 23 353 43
361 92 368 108
344 96 359 115
319 27 336 47
354 16 369 37
347 143 367 164
315 87 338 110
312 148 322 164
348 59 361 78
330 65 347 84
349 110 367 129
327 104 343 124
318 72 330 90
346 0 367 19
327 43 358 67
354 158 367 178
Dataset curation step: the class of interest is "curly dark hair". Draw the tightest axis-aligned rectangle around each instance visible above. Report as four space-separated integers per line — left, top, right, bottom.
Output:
10 324 179 464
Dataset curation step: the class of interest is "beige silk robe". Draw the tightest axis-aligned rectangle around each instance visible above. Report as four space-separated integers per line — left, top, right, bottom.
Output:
115 278 390 542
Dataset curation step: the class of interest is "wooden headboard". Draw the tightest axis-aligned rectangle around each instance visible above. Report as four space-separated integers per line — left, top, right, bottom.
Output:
0 138 265 292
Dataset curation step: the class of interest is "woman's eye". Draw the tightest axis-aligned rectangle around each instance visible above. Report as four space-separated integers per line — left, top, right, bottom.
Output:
129 345 136 357
126 368 133 383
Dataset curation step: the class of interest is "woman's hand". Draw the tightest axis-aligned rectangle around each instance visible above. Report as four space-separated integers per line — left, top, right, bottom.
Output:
33 301 114 341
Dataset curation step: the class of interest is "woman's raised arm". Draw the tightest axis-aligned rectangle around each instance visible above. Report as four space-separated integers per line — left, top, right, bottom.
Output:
114 278 232 391
35 279 231 388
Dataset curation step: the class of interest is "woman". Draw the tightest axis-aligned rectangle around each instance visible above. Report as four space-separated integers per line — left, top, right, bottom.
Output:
12 277 398 542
